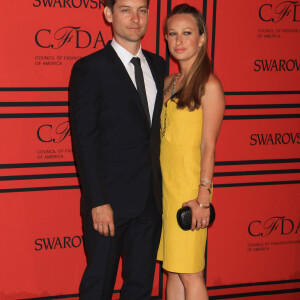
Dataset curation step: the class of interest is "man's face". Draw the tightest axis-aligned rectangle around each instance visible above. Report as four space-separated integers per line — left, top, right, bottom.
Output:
104 0 149 47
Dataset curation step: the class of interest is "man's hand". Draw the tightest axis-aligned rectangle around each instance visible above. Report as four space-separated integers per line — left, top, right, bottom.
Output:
91 204 115 237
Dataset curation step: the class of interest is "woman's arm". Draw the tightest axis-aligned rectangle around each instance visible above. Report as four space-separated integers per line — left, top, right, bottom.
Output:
183 74 225 230
198 74 225 204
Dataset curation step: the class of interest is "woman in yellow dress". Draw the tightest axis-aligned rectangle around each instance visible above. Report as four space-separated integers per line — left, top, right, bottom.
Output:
157 4 225 300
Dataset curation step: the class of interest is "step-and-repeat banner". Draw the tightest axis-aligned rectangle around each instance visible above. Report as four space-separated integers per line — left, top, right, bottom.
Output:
0 0 299 299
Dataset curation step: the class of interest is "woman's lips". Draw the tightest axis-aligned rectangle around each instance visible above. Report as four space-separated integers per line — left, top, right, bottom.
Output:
175 48 185 53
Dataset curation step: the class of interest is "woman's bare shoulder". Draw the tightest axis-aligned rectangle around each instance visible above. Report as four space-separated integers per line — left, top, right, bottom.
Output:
205 74 223 93
202 74 225 106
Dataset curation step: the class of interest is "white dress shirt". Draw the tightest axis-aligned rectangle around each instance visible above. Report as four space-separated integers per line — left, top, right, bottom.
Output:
111 38 157 123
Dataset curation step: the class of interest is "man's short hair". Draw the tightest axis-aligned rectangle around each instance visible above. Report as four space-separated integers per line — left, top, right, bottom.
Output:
105 0 150 10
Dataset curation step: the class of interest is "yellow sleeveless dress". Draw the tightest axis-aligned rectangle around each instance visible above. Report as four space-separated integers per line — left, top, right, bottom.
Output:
157 98 211 273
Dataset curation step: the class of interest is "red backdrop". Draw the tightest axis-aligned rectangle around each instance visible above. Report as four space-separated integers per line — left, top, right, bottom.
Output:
0 0 299 299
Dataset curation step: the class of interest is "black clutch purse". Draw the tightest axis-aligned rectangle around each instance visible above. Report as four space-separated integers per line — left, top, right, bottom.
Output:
177 204 215 231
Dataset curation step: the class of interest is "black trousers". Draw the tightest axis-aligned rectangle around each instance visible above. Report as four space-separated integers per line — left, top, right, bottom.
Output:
79 194 162 300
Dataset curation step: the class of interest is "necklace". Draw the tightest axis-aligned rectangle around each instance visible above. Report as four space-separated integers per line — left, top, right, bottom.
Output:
161 73 180 138
163 73 181 98
170 72 180 96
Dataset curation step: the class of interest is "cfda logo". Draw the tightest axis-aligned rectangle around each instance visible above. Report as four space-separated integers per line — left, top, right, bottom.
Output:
259 1 300 22
37 121 70 143
248 217 300 237
35 26 106 49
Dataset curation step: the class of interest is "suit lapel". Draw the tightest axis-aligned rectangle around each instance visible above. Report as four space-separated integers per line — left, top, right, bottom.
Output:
104 43 163 131
143 51 163 131
105 43 151 129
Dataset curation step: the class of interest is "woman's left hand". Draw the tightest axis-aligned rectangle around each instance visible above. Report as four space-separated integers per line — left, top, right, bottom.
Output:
182 198 210 231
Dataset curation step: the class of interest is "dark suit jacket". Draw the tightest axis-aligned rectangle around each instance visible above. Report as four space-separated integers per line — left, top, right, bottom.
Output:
69 42 165 218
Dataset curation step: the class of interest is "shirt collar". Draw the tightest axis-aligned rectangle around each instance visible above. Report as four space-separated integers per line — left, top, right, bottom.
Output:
111 38 145 65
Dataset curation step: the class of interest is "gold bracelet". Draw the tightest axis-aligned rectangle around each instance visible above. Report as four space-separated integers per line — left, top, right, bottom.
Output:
196 199 210 209
200 183 211 194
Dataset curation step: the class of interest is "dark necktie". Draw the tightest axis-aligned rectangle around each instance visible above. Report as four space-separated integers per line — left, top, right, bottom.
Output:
130 57 151 126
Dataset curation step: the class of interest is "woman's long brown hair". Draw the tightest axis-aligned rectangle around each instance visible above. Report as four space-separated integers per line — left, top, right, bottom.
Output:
164 4 211 111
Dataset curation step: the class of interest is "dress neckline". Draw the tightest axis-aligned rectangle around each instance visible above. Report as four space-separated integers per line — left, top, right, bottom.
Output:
164 97 178 107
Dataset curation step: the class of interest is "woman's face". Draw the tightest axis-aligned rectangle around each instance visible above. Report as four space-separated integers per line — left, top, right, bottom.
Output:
166 13 204 64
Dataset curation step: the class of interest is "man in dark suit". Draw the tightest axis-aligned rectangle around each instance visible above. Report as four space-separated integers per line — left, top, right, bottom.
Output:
69 0 165 299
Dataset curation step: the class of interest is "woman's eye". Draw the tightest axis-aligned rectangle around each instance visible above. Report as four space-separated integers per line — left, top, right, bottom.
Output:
121 9 129 13
168 32 176 36
184 31 192 35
